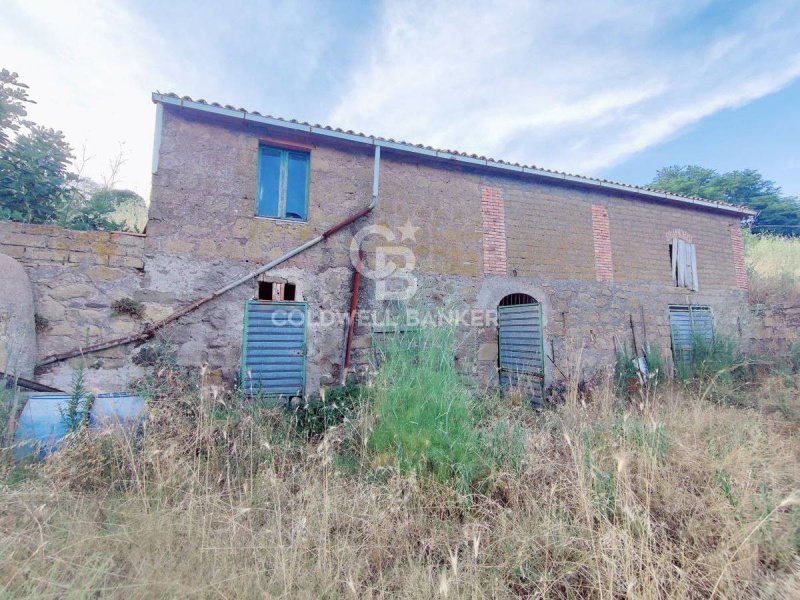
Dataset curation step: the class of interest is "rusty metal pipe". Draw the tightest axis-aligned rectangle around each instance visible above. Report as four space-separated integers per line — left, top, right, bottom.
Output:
38 146 382 367
343 248 363 371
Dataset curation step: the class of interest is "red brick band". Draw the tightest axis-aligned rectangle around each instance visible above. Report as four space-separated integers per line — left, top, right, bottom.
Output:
480 186 507 275
592 205 614 283
730 226 748 291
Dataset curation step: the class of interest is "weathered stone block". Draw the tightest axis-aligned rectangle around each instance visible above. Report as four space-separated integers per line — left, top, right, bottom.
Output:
108 255 145 269
69 251 107 265
0 244 25 258
36 299 66 320
49 283 96 300
478 342 498 361
163 239 194 254
88 266 127 282
2 232 46 247
110 232 146 246
25 248 68 262
49 322 103 337
350 335 371 350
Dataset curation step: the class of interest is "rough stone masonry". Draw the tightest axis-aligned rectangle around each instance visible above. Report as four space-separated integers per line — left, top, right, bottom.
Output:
0 93 757 395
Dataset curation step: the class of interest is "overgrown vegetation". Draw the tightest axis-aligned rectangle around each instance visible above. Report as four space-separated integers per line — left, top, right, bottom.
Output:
651 165 800 236
60 365 94 432
111 297 145 319
366 328 486 491
1 329 799 598
745 231 800 303
0 68 145 231
291 381 366 440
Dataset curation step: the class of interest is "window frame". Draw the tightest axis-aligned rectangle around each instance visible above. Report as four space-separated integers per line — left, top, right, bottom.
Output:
255 141 311 222
670 238 699 291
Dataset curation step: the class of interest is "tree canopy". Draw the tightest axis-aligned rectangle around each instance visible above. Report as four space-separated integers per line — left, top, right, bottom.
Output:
650 165 800 236
0 68 144 231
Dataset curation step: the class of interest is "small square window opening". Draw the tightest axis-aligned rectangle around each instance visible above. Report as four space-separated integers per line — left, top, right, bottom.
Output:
257 281 274 300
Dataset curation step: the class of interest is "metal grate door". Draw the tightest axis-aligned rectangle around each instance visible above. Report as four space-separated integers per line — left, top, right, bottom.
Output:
669 305 713 369
498 302 545 407
242 301 307 400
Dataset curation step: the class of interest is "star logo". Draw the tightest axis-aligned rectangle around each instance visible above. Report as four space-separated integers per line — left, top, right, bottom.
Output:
399 220 420 242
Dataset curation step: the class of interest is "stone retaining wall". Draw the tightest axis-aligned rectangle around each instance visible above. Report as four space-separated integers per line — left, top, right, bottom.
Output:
0 221 146 391
749 302 800 359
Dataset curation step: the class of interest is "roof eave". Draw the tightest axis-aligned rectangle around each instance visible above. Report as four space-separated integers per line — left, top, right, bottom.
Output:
152 93 757 218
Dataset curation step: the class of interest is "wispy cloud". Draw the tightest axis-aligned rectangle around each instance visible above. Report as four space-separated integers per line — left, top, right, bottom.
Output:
331 0 800 175
0 0 170 198
0 0 360 199
3 0 799 198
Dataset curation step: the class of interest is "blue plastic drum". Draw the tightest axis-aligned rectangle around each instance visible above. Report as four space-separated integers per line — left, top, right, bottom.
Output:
12 392 145 461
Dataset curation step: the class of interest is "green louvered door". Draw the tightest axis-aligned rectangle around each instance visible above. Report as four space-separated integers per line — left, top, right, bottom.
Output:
669 305 713 371
498 302 545 407
241 301 307 401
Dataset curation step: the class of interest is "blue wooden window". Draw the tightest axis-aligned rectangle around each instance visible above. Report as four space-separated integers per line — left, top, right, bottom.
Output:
257 145 310 220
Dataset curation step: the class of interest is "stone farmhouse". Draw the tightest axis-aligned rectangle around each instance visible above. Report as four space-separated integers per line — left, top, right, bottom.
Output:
0 92 756 402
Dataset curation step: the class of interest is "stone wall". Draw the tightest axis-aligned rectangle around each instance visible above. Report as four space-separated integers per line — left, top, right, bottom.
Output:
143 106 751 393
0 221 146 391
749 302 800 359
0 105 755 395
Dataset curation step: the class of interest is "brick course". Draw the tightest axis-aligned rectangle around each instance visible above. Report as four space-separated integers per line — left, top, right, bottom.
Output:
591 205 614 283
730 225 748 291
480 186 507 275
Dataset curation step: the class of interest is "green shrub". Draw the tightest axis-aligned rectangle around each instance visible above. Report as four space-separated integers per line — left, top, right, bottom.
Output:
674 334 753 404
367 327 485 492
111 297 144 318
61 365 94 432
293 382 367 440
614 350 639 397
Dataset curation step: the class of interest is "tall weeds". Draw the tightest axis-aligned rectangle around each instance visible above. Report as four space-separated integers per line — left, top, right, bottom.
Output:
746 232 800 303
0 338 798 598
367 327 484 492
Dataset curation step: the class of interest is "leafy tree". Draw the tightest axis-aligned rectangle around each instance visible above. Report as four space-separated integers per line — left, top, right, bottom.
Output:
651 165 800 236
66 187 144 231
0 125 76 223
0 68 138 231
0 69 31 150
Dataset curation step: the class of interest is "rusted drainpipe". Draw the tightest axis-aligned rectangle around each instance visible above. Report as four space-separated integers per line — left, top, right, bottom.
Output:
38 146 382 367
342 248 364 375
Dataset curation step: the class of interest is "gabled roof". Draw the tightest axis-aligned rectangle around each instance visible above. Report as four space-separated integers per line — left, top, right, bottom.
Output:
152 92 756 217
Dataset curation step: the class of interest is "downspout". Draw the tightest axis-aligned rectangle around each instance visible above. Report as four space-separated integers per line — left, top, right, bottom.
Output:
38 145 382 367
340 146 380 382
341 248 363 384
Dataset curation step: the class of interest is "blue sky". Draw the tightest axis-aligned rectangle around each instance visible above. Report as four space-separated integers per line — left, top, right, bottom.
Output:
2 0 799 200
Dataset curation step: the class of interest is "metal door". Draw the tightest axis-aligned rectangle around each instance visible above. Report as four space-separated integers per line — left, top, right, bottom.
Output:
498 302 544 407
669 305 713 369
241 300 307 400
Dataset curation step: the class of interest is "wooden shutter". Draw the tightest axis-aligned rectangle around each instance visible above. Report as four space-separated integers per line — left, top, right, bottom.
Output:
688 244 699 291
672 239 699 291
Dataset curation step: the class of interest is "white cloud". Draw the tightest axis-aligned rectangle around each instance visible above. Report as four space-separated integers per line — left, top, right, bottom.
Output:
330 0 800 176
4 0 799 201
0 0 169 199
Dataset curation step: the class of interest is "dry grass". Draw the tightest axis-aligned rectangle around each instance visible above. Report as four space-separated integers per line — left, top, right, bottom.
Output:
1 362 799 598
746 232 800 304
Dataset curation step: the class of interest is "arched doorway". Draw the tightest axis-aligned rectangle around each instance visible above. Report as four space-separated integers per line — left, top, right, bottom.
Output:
498 293 544 406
